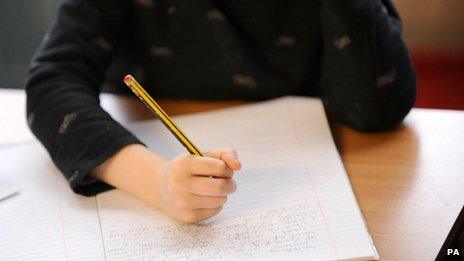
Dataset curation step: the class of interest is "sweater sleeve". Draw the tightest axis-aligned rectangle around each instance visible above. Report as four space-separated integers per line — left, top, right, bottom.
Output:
319 0 417 132
25 0 142 196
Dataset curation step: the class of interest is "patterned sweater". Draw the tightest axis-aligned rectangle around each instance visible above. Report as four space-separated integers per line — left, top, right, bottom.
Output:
25 0 416 196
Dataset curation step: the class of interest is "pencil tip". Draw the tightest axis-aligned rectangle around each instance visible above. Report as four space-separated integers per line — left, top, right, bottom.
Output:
123 75 133 86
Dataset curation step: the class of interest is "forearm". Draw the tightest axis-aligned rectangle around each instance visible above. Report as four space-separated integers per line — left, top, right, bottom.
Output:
92 144 168 209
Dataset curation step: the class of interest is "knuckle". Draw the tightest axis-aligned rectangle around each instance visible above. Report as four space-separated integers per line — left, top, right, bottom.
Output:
216 161 229 174
170 162 182 174
172 155 184 165
173 155 191 171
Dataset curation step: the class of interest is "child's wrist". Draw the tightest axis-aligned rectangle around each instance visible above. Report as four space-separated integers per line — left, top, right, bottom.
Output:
92 144 167 206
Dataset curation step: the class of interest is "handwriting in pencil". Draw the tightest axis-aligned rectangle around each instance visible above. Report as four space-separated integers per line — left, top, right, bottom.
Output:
103 203 319 260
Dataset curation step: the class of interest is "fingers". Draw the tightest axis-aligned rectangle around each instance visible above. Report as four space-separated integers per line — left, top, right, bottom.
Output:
173 155 233 178
173 194 227 210
169 183 228 223
206 148 242 171
189 176 237 196
179 207 223 224
192 195 227 209
164 149 241 223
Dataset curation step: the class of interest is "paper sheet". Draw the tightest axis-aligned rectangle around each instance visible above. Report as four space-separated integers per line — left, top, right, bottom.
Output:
0 96 378 260
0 145 105 260
0 173 20 201
98 97 378 260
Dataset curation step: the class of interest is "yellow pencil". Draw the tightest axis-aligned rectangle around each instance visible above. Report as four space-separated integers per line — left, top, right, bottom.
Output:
123 75 204 156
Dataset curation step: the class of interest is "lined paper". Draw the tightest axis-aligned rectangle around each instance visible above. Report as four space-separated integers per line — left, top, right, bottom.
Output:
0 144 105 260
0 172 20 201
0 96 377 260
97 96 378 260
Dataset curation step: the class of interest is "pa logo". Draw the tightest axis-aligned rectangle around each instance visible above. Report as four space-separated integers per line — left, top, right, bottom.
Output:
447 248 460 256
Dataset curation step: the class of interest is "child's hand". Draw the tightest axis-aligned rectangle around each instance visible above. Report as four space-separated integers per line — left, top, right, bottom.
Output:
154 149 242 223
93 145 242 224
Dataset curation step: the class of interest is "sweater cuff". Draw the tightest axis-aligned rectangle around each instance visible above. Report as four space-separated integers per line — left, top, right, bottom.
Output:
68 133 143 197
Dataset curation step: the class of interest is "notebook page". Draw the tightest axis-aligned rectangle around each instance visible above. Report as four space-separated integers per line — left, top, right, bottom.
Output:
281 97 378 260
97 96 377 260
0 144 105 260
0 172 20 201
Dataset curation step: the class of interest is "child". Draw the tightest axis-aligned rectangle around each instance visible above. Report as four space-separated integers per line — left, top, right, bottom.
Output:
25 0 416 223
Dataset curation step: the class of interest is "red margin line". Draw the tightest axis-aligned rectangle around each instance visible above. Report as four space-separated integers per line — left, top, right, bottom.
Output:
286 100 339 259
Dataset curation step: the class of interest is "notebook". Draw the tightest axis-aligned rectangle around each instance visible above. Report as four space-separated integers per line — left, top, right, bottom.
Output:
0 96 378 260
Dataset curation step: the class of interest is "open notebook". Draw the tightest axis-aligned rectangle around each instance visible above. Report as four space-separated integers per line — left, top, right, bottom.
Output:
0 96 378 260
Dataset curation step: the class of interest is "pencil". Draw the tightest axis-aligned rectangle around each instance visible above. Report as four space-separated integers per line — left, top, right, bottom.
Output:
123 75 204 156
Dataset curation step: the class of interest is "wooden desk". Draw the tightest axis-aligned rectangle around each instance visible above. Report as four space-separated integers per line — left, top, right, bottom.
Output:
2 90 464 260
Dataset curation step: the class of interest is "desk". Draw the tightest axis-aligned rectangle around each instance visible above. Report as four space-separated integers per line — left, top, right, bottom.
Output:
2 89 464 260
